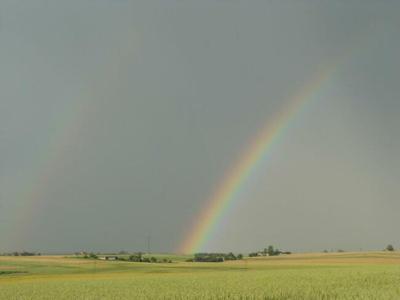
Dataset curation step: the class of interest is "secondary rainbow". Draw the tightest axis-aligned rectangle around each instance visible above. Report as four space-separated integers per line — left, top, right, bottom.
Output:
179 63 339 254
11 35 139 246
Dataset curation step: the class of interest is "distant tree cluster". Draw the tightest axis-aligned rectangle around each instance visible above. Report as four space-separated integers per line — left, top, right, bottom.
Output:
120 253 169 263
249 245 291 257
80 252 172 263
79 252 98 259
126 253 143 262
122 253 172 263
189 252 243 262
87 253 98 259
7 251 41 256
386 244 395 251
78 251 172 263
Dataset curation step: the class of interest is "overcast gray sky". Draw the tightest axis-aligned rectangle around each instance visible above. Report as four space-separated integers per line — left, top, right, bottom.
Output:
1 1 399 253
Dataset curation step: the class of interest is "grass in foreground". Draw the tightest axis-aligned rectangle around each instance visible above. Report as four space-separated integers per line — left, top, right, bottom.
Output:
1 252 400 299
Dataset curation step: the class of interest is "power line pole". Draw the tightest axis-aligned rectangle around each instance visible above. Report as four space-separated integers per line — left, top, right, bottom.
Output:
147 234 151 254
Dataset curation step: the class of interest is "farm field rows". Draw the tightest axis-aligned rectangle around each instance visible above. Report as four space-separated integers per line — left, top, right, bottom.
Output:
1 252 400 299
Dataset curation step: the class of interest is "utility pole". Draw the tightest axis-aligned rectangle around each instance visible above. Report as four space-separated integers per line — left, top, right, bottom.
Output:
147 234 151 254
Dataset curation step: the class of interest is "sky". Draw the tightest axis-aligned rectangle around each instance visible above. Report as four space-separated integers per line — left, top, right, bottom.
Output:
0 0 399 253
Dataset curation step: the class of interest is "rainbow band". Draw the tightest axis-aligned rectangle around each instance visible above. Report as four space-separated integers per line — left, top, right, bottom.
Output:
179 63 338 254
10 36 138 246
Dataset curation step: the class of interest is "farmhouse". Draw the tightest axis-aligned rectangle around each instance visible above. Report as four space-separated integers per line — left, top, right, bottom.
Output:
99 256 118 261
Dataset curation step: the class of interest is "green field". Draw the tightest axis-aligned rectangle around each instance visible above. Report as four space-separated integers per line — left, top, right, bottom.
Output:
1 252 400 299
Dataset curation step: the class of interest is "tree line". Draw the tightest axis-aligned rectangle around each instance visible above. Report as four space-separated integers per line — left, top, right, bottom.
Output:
80 252 172 263
0 251 41 256
249 245 291 257
123 252 172 263
188 252 243 262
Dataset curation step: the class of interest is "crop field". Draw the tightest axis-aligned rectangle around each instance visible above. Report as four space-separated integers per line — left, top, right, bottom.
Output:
1 252 400 299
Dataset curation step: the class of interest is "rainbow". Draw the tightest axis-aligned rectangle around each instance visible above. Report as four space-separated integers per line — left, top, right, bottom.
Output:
179 63 340 254
10 102 92 246
10 34 139 247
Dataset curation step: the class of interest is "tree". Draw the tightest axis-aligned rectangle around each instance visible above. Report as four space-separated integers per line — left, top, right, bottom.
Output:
194 253 225 262
129 253 143 262
267 245 275 256
225 252 237 260
386 244 395 251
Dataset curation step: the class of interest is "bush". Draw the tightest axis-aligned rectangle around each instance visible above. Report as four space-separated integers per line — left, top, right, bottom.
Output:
194 253 224 262
249 246 290 257
386 244 395 251
267 246 281 256
192 253 240 262
11 251 40 256
128 253 143 262
225 252 237 261
81 253 98 259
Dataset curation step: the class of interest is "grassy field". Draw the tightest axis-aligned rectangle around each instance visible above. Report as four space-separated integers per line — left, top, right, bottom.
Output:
1 252 400 299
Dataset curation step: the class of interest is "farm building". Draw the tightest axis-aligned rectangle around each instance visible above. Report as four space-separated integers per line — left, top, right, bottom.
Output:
99 256 119 261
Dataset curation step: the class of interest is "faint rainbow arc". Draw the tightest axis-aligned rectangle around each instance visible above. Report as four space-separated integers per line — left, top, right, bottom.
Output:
11 34 139 247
